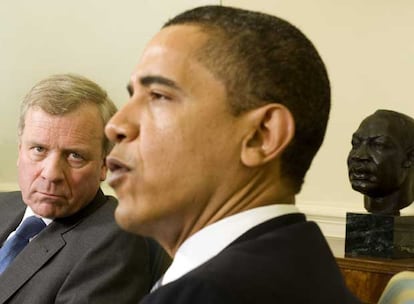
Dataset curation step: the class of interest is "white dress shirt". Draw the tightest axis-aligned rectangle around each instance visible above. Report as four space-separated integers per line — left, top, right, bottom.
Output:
157 204 300 288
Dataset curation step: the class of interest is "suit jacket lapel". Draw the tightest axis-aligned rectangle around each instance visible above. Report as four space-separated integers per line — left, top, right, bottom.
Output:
0 226 66 303
0 192 25 244
0 189 107 303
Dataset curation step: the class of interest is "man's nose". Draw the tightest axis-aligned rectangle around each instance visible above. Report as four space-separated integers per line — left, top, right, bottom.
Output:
350 144 370 161
41 155 65 182
105 103 139 143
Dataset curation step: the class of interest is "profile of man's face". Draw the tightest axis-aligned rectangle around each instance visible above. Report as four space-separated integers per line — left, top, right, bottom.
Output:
347 114 408 198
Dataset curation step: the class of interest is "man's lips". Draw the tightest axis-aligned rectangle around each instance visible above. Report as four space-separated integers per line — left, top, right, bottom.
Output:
348 162 375 179
349 168 376 182
37 192 66 199
106 157 131 187
350 172 370 180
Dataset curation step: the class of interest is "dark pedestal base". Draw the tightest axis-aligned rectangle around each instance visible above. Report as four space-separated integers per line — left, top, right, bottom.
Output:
345 212 414 258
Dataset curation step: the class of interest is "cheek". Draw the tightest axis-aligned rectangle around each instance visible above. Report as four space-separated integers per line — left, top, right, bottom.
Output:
114 183 155 233
115 190 138 217
17 156 39 189
140 125 184 168
376 156 398 173
376 161 405 186
67 166 103 197
70 167 102 187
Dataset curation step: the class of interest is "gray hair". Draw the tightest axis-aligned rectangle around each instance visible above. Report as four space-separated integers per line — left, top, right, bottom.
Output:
18 74 117 156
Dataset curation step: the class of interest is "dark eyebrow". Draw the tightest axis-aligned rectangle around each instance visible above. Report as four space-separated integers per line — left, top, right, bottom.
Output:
126 75 181 97
140 75 180 90
370 135 393 142
352 134 392 143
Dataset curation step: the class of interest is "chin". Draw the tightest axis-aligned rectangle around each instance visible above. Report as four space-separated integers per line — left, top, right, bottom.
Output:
31 206 57 219
353 186 382 198
351 180 375 193
114 205 140 234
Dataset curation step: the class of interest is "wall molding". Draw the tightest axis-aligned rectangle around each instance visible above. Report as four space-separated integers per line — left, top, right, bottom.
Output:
296 201 365 239
297 199 414 239
0 181 362 239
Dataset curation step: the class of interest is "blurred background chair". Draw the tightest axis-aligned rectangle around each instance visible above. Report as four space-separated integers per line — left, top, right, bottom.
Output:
378 271 414 304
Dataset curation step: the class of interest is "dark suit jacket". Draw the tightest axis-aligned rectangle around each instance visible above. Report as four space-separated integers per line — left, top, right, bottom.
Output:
0 189 153 304
140 213 361 304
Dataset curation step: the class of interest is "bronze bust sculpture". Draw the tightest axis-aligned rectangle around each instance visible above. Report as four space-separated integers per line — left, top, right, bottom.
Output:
347 110 414 215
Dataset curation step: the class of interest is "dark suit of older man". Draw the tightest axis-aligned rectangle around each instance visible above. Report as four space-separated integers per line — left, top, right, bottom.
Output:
0 190 161 304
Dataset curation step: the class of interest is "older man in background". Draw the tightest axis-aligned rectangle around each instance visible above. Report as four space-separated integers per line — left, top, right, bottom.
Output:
0 74 169 304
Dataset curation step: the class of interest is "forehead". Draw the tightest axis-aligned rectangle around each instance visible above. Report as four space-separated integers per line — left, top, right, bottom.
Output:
22 104 104 146
132 25 209 82
356 115 400 137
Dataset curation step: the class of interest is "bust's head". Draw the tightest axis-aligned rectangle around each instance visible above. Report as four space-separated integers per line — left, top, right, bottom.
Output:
347 110 414 215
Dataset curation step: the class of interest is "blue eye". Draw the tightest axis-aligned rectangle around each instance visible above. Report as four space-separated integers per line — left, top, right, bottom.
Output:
69 152 84 160
34 146 45 153
28 146 47 161
67 152 86 168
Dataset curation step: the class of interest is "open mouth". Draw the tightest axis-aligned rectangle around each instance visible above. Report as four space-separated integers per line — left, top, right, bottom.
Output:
106 157 132 187
350 172 370 180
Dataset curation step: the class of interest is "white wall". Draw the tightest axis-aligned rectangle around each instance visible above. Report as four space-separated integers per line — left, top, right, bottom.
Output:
1 1 413 238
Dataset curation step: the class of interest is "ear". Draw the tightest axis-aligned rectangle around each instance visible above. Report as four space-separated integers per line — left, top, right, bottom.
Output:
241 103 294 167
402 148 414 168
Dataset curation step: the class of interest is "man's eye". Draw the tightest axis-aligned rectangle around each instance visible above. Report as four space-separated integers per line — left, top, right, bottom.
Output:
32 146 45 153
29 146 47 160
150 91 171 101
69 152 84 161
372 142 387 149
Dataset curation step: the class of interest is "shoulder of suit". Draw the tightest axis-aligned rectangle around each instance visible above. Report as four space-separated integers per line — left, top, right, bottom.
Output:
0 191 24 206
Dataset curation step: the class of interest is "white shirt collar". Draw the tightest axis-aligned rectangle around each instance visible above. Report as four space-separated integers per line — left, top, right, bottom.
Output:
24 207 54 226
160 204 300 287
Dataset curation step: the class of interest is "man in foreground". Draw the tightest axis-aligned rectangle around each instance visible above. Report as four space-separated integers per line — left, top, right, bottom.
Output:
105 5 359 303
0 74 168 303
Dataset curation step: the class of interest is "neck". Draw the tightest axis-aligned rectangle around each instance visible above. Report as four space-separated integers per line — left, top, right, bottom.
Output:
157 170 295 256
